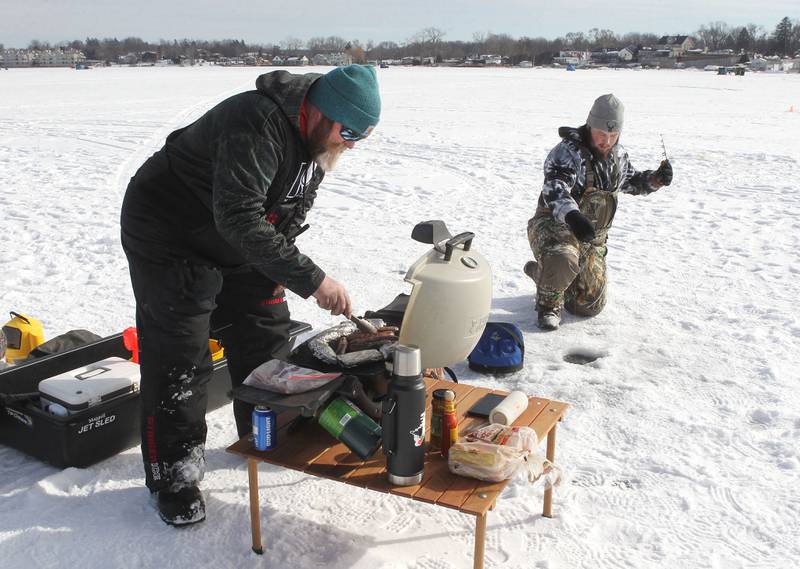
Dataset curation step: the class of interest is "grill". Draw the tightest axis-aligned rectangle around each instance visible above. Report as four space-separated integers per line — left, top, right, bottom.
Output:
236 220 492 420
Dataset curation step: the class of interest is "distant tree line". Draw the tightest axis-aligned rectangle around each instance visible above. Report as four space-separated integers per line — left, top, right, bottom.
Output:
14 16 800 64
694 18 798 55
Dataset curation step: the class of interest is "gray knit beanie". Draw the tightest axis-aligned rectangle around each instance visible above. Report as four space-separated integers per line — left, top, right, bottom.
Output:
587 94 624 133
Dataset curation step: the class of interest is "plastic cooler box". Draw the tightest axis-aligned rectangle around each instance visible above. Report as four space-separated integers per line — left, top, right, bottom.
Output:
0 321 312 468
39 357 140 416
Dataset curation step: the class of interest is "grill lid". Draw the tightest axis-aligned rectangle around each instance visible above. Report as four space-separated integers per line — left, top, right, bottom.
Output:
398 221 492 368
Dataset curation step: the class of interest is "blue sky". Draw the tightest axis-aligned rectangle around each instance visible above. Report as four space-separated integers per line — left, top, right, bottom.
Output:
0 1 796 48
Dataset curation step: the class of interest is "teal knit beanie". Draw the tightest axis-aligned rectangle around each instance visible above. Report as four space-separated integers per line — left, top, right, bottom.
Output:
307 64 381 136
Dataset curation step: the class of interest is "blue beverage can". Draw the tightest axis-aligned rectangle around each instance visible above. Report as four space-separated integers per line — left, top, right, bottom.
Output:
252 406 276 451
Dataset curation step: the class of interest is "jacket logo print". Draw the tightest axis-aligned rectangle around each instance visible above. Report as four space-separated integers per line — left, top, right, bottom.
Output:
285 162 317 200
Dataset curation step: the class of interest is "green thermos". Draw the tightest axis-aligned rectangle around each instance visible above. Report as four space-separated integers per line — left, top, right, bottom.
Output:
318 397 382 460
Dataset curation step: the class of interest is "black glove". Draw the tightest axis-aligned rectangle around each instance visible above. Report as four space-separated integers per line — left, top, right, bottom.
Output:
565 210 596 243
653 160 673 187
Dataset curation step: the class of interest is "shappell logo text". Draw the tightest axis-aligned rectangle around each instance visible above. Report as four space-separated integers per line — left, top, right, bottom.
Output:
5 407 33 427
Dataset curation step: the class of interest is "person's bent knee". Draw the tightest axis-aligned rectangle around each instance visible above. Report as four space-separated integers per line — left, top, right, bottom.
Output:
538 252 580 291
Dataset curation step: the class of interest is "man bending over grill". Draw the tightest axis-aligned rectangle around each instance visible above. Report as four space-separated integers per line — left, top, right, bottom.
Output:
120 65 381 526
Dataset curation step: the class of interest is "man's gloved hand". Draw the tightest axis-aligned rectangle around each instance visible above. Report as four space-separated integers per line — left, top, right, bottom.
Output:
565 210 596 243
653 159 673 187
312 276 352 317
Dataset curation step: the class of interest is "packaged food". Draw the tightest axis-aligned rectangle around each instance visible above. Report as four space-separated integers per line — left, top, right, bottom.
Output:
448 423 560 485
464 423 538 451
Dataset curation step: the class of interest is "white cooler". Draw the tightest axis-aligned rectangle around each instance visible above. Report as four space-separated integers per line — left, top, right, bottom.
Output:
38 357 140 416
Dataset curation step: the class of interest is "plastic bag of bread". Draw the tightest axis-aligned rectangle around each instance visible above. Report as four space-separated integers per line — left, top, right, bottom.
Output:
448 423 561 485
464 423 539 452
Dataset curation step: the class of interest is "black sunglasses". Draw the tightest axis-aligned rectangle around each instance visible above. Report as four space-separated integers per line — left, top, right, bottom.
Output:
340 126 368 142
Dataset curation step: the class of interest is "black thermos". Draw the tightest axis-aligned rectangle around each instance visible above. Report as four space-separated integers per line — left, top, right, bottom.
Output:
383 345 427 486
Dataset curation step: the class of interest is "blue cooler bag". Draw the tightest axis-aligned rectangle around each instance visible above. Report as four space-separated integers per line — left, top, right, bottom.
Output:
468 322 524 374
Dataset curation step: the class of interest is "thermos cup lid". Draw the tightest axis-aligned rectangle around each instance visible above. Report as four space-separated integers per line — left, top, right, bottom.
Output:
393 344 422 377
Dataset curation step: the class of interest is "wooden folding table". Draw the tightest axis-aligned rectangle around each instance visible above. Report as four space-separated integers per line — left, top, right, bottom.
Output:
227 379 568 569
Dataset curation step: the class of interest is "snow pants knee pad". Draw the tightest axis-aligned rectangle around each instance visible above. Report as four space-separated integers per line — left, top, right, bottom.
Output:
537 251 581 293
564 244 608 317
528 215 581 306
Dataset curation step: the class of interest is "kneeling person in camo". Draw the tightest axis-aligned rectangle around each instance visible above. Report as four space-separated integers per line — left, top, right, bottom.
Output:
525 94 673 330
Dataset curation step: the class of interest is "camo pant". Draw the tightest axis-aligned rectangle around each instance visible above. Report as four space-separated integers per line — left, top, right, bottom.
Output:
527 215 608 316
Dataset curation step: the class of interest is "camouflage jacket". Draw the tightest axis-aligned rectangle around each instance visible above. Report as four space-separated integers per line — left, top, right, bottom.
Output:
539 126 658 224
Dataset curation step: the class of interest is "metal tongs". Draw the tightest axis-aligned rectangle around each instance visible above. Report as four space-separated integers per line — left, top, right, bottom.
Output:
349 314 378 335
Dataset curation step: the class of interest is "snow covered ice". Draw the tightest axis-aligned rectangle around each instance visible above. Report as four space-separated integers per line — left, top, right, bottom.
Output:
1 66 799 568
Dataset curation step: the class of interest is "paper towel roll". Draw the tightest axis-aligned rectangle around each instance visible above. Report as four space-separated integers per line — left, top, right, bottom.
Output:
489 391 528 425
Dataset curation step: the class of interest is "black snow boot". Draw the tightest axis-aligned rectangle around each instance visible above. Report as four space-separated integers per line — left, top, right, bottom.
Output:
157 485 206 526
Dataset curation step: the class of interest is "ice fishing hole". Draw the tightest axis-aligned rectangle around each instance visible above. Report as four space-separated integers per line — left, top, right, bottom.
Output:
563 349 606 365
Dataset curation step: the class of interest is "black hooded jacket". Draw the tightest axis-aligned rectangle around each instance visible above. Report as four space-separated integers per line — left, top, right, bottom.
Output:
121 71 326 299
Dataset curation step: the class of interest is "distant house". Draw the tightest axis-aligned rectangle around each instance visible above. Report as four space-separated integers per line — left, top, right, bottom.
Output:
619 46 638 62
590 50 621 65
119 53 138 65
242 52 270 66
481 54 502 65
749 57 776 72
749 56 795 72
553 51 588 66
312 52 351 66
329 52 352 66
638 47 676 68
657 35 694 57
284 56 308 66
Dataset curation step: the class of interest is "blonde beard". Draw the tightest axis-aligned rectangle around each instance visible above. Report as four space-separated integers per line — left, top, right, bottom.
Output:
313 143 346 171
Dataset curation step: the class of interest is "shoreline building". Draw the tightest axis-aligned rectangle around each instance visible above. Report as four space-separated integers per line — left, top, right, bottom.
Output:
2 48 86 68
